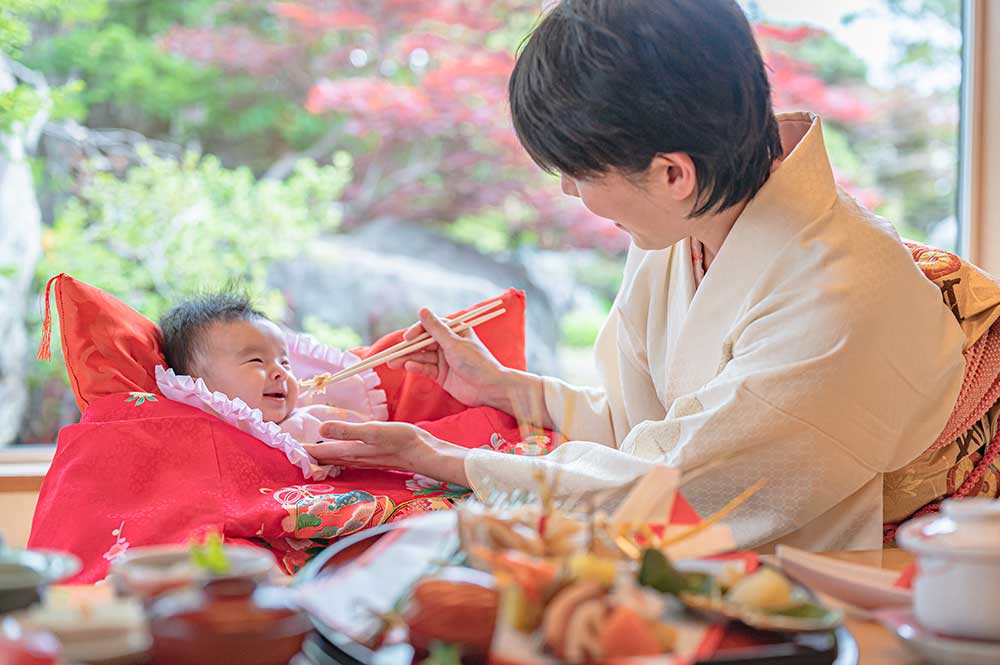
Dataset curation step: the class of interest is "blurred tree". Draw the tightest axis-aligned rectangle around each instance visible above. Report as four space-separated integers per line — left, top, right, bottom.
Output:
158 0 622 252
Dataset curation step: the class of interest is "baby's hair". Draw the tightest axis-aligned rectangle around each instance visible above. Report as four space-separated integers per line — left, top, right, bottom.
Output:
159 288 267 376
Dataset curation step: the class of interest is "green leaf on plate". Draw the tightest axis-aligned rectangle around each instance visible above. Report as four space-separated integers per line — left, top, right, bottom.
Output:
770 602 833 619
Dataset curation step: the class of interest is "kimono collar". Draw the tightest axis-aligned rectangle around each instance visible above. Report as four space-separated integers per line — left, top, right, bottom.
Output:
663 112 839 403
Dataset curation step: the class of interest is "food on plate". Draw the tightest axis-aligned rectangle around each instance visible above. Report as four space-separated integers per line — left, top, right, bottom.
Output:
540 577 675 664
725 568 794 611
404 576 499 656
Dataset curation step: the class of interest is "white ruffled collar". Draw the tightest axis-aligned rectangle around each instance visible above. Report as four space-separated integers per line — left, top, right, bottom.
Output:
154 365 338 481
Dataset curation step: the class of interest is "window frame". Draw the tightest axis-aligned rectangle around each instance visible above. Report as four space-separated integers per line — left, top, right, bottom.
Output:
962 0 1000 272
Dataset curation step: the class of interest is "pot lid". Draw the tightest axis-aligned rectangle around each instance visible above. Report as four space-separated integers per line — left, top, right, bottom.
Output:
897 498 1000 558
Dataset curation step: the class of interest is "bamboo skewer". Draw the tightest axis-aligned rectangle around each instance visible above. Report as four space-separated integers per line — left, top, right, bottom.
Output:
302 306 506 389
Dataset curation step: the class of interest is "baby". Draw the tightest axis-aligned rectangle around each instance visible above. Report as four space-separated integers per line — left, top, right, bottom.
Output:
158 291 367 444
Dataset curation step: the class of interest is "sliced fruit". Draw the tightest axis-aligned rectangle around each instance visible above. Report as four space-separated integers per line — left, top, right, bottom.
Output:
725 568 794 611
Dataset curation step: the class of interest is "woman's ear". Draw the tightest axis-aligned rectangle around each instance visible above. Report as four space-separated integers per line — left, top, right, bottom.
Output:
648 152 697 203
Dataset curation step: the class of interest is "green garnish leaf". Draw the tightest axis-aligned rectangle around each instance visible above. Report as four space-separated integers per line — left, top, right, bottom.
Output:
190 531 230 575
638 548 686 594
681 572 715 597
422 642 462 665
770 602 831 619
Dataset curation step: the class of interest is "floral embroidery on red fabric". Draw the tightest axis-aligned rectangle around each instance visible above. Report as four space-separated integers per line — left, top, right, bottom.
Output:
386 496 456 522
102 521 130 561
404 475 471 499
260 485 392 539
486 431 552 456
125 392 158 406
907 243 963 281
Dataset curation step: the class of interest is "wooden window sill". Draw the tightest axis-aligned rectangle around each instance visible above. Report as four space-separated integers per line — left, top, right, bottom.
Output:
0 446 54 493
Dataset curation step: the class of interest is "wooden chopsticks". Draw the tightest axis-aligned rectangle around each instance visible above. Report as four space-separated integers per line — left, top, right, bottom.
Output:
300 299 506 390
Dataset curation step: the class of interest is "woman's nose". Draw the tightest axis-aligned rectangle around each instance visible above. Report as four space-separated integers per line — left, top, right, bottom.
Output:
561 174 580 198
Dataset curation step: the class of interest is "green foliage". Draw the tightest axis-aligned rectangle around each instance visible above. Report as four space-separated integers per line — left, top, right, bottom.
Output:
302 316 363 350
794 32 868 84
38 147 352 322
560 308 606 349
0 78 83 134
0 0 93 135
26 23 216 123
0 0 107 57
446 213 513 254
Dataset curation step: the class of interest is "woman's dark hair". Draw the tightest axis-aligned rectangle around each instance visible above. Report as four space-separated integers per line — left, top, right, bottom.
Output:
509 0 783 216
159 290 266 375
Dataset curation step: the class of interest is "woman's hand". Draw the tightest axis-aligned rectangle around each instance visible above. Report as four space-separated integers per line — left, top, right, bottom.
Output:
387 308 514 409
308 420 471 487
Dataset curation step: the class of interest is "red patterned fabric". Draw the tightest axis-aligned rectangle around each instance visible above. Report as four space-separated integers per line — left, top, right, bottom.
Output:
926 324 1000 452
29 393 555 582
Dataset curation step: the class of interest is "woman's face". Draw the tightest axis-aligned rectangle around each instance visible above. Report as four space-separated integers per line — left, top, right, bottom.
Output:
560 154 698 250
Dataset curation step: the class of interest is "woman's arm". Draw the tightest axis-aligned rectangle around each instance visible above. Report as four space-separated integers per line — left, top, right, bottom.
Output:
308 421 472 486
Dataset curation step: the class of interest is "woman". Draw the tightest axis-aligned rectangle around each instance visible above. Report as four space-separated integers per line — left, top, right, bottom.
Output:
308 0 966 551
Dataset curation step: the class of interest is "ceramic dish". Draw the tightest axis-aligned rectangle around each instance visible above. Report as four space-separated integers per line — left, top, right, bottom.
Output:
110 543 277 602
875 607 1000 665
0 547 81 614
16 595 151 665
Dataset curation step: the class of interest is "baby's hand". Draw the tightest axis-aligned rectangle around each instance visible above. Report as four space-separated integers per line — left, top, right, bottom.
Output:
280 405 371 444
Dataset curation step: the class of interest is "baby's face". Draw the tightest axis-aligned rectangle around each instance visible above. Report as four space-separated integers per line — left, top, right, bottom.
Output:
192 318 299 424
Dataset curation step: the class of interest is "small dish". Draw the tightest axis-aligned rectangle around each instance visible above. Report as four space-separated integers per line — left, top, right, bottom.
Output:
875 607 1000 665
641 552 842 633
17 591 151 665
149 577 310 665
110 543 277 602
0 547 81 614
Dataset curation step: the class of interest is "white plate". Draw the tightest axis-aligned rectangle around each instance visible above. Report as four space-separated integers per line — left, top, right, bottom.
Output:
875 608 1000 665
774 545 911 610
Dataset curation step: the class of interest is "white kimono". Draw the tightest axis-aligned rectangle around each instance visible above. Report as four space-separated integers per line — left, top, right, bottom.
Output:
464 112 967 551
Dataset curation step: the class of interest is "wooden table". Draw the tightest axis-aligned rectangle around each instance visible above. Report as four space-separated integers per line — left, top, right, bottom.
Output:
822 549 917 665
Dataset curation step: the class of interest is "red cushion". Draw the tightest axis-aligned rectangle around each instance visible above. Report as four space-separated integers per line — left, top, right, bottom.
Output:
355 289 526 423
39 273 526 422
38 274 164 411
